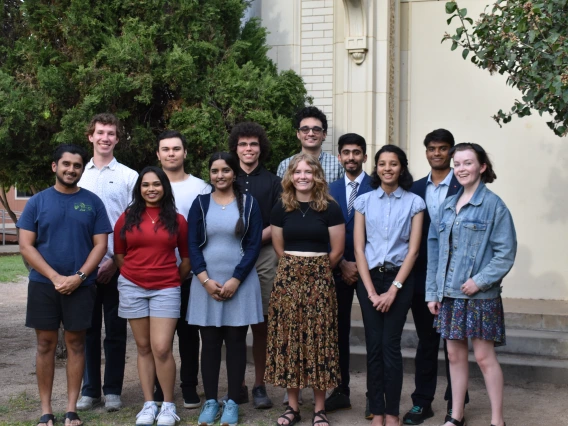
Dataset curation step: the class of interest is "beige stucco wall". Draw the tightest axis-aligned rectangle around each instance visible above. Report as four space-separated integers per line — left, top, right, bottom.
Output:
401 0 568 300
259 0 568 300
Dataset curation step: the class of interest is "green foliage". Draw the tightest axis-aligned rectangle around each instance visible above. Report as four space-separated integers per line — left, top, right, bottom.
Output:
0 255 28 283
443 0 568 136
0 1 309 189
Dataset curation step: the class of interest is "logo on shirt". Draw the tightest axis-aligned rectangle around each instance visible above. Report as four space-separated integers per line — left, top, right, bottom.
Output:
74 202 93 212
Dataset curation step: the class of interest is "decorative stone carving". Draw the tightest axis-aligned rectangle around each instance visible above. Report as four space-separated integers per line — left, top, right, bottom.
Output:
343 0 367 65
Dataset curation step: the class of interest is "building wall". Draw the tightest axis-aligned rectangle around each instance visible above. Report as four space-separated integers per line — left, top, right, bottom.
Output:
401 0 568 300
260 0 568 300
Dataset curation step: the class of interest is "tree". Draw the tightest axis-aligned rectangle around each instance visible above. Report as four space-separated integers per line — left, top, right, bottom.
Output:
443 0 568 136
0 0 309 208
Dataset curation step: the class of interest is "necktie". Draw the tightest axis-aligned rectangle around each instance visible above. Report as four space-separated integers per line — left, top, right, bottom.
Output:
348 181 359 216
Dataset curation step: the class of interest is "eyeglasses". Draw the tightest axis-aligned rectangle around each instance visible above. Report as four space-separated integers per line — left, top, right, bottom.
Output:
237 142 260 148
298 126 324 135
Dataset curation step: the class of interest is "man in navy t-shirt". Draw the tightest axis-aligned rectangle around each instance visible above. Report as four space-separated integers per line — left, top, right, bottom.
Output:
17 144 112 426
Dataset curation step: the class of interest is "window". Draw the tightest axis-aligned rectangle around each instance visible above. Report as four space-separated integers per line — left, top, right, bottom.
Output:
15 187 33 199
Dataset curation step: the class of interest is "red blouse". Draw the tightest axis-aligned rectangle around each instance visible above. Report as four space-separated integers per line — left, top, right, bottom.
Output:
114 207 189 290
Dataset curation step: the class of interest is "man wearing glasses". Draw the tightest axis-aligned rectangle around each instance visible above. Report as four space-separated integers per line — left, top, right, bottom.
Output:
277 106 343 184
229 122 282 409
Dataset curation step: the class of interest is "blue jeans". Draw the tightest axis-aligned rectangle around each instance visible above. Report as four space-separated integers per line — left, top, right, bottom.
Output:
82 272 127 397
356 267 414 417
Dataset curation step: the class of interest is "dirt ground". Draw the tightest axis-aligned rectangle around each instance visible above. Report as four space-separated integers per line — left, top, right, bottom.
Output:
0 279 566 426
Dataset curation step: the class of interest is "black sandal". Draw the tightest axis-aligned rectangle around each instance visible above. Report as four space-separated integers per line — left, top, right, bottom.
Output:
313 409 330 425
277 405 301 426
37 414 55 426
444 416 466 426
64 411 84 426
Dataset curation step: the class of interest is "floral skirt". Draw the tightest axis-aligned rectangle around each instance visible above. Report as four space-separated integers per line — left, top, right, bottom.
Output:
264 254 340 390
435 297 506 346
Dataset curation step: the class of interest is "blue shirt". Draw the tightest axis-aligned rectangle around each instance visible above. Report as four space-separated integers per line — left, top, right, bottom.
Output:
425 169 454 228
354 186 425 268
17 187 112 286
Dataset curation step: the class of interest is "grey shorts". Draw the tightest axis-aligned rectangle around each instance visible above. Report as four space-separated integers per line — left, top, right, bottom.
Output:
117 274 181 319
256 244 279 315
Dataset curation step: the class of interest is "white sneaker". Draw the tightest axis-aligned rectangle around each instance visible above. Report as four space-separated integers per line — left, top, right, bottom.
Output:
156 402 180 426
77 395 102 411
136 401 159 426
282 389 304 405
105 394 122 412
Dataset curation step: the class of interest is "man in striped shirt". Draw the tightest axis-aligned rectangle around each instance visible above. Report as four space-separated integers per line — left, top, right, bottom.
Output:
277 106 343 184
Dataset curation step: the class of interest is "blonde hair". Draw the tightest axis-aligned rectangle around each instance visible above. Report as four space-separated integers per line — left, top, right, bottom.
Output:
281 153 335 212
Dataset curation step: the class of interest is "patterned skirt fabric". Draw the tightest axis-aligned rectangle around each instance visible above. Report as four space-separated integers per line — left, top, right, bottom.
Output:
435 297 506 346
264 253 340 390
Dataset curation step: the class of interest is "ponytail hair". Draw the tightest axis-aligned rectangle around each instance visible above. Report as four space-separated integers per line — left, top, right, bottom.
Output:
208 151 245 236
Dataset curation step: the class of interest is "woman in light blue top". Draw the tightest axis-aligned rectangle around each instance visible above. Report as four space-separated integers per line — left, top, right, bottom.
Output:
353 145 425 426
426 143 516 426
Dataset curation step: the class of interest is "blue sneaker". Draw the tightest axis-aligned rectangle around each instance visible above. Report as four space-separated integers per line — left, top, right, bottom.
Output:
220 399 239 426
197 399 221 426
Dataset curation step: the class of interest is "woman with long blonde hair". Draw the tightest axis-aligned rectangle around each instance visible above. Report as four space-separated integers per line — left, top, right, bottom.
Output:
265 153 345 426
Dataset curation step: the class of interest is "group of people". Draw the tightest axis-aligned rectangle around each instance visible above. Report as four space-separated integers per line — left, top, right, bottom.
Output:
17 107 516 426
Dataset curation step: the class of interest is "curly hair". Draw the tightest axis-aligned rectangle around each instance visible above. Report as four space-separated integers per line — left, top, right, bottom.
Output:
228 122 270 163
85 113 124 141
208 152 245 235
281 153 334 212
451 142 497 183
294 106 328 132
370 144 414 191
120 166 179 238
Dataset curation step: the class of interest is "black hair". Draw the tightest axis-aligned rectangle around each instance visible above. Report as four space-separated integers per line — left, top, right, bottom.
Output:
423 128 455 148
208 152 245 236
121 166 179 238
294 106 328 132
53 144 88 168
228 122 270 162
451 143 497 183
156 130 188 151
370 144 414 190
338 133 367 154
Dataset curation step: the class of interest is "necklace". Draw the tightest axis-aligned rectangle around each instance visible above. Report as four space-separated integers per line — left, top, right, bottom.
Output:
214 194 235 210
145 210 158 224
298 204 311 217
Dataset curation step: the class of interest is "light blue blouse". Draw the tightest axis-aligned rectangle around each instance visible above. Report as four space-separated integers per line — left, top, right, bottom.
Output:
354 186 425 269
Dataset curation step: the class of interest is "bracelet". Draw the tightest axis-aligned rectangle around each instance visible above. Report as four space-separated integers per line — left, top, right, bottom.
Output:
202 278 210 286
368 294 377 299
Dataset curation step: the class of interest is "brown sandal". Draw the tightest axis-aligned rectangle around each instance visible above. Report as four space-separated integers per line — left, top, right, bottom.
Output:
313 409 330 425
277 405 301 426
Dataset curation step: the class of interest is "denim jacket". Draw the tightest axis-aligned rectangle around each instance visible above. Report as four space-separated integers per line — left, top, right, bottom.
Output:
187 193 262 282
425 182 516 302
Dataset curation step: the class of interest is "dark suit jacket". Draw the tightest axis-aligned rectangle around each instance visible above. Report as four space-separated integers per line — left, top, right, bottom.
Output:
410 173 461 293
329 172 373 263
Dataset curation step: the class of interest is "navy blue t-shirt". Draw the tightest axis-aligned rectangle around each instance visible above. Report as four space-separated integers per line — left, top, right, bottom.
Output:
17 187 113 286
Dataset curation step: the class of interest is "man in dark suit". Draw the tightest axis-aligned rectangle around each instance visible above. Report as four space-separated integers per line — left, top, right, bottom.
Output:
403 129 467 425
326 133 373 414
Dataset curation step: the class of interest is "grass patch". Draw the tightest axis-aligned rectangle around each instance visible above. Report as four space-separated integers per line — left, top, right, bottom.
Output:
0 255 28 283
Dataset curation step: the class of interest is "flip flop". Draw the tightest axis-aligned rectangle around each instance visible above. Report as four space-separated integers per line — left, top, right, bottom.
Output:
37 414 55 426
65 411 84 426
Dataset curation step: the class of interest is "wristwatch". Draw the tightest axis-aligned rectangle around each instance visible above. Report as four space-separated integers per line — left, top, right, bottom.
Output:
392 280 403 289
76 271 87 281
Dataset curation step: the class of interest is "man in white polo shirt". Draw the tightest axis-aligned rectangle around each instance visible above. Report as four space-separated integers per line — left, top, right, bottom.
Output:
77 113 138 412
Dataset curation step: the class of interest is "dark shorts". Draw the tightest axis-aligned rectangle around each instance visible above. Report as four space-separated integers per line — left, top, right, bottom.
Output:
26 280 97 331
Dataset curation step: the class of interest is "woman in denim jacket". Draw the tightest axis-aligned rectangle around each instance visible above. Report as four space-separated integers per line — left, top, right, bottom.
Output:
426 143 516 426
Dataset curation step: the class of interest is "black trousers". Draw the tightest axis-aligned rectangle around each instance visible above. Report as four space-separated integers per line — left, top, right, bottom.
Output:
333 271 356 394
410 289 470 410
199 325 248 401
356 268 413 416
155 278 200 399
82 271 127 397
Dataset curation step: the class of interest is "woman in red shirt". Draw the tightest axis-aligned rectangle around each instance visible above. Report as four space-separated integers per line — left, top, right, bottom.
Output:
114 166 190 426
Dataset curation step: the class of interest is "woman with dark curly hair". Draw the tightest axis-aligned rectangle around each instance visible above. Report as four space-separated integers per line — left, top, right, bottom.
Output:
114 166 190 426
353 145 425 426
265 153 345 426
